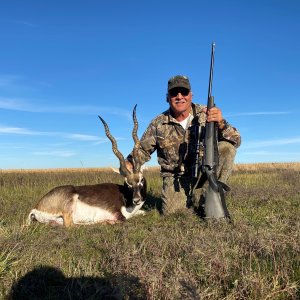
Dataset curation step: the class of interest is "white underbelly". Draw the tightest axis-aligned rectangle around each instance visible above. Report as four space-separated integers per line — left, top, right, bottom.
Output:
72 198 116 224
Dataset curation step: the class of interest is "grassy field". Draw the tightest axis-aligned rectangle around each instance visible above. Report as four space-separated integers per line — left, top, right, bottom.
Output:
0 163 299 299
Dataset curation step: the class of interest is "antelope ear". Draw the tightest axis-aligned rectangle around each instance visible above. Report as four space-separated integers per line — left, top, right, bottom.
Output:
111 167 120 174
112 167 132 176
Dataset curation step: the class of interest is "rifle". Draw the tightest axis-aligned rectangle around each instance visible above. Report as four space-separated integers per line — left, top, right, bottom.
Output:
192 42 231 221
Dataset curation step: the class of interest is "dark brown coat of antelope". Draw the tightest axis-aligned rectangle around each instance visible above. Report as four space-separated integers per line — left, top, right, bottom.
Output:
27 105 146 227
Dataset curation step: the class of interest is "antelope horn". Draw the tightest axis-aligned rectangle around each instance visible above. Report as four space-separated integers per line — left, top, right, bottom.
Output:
98 116 131 177
132 104 141 172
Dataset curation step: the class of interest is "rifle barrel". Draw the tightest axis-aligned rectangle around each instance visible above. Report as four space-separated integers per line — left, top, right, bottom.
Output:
207 42 215 109
204 42 217 169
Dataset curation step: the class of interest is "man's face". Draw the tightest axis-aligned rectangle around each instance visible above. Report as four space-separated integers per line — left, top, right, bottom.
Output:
167 87 192 116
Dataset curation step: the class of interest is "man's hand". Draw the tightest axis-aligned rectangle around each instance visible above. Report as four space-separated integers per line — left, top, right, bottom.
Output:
202 106 225 128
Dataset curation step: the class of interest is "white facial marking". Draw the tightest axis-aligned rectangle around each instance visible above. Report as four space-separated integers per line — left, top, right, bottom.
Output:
138 172 143 185
125 177 132 188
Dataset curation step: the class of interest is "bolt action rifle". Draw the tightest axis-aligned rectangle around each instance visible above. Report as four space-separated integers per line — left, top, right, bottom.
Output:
192 42 231 221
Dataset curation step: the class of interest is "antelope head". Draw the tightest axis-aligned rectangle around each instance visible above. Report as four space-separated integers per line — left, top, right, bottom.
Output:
98 105 146 205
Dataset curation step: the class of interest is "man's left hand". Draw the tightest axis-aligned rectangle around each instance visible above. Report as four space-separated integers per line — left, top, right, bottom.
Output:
202 106 223 123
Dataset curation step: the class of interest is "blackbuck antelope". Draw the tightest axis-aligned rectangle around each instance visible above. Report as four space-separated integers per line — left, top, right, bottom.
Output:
27 105 146 227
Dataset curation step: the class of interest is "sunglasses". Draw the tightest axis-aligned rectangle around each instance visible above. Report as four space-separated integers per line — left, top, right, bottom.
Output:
169 87 190 97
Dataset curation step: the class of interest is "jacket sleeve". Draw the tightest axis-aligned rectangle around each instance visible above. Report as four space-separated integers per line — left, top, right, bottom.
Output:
127 123 157 165
218 122 241 148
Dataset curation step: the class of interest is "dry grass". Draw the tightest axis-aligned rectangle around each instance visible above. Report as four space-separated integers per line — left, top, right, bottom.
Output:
234 162 300 172
2 162 299 174
0 163 299 299
0 167 113 174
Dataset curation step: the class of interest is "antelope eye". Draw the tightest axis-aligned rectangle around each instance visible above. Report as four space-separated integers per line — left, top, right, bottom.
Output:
125 178 133 188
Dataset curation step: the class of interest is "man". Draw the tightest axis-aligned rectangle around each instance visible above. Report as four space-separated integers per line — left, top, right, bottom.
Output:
126 75 241 214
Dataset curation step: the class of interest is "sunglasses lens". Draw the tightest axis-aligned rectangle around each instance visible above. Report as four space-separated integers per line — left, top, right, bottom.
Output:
169 88 189 97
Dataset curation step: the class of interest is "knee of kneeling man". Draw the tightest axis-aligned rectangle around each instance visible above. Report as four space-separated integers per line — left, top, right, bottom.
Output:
218 141 237 159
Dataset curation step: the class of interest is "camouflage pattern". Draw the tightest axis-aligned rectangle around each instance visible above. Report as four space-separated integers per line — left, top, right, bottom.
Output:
128 103 241 177
161 176 196 214
168 75 191 91
217 141 237 183
161 141 236 214
127 102 241 214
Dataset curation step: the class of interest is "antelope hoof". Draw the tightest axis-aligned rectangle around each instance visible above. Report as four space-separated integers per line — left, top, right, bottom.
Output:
30 213 37 222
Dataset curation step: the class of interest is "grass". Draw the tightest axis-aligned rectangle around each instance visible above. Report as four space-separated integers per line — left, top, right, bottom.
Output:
0 163 299 299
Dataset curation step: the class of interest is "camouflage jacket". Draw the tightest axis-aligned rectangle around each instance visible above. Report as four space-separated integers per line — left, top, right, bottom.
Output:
129 103 241 177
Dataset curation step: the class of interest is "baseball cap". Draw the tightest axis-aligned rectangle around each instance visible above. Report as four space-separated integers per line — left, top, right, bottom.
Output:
167 75 191 91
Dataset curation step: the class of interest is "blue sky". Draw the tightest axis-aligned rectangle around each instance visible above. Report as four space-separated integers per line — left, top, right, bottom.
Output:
0 0 299 169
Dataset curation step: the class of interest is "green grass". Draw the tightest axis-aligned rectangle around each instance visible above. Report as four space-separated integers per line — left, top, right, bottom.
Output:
0 165 299 299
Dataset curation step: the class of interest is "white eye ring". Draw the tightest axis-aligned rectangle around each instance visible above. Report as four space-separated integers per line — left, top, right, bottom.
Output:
125 178 132 188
